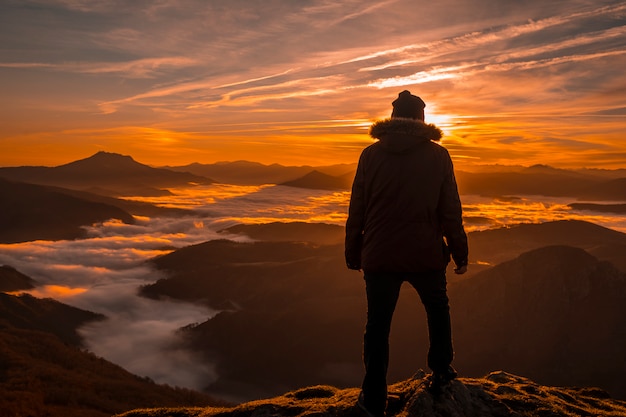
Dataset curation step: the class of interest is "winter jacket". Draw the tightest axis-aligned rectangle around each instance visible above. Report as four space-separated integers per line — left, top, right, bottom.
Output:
345 117 468 273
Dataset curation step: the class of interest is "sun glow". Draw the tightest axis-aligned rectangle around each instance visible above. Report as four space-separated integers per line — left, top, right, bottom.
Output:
427 112 456 137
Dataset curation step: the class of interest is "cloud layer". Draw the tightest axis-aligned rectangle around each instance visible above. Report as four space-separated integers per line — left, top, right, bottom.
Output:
0 184 349 389
1 183 626 390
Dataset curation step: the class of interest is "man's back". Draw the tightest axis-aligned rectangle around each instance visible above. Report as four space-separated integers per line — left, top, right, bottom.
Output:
346 117 467 273
345 91 468 417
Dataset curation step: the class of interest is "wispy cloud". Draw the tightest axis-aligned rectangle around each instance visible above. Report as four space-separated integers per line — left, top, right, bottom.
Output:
1 0 625 168
0 57 197 78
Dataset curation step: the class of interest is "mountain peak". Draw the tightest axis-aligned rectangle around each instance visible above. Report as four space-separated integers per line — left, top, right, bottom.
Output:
525 163 555 171
280 169 352 190
0 151 213 197
61 151 146 170
91 150 135 161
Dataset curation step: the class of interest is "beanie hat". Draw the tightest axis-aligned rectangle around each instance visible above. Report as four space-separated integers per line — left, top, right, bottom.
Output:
391 90 425 120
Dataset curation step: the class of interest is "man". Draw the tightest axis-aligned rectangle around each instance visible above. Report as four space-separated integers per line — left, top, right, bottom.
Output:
345 90 468 417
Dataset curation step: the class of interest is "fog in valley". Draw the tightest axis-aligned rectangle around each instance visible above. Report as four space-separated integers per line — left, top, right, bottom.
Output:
0 184 350 389
2 180 626 391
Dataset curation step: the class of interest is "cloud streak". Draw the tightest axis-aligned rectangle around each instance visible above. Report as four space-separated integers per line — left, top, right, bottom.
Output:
0 0 625 168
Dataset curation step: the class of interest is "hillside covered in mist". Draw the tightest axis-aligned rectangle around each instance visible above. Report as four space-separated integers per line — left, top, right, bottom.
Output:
2 153 626 416
141 220 626 402
0 290 225 417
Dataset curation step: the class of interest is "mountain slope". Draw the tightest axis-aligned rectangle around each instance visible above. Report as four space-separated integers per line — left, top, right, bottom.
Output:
0 293 104 346
142 239 364 400
280 170 353 190
219 221 344 245
115 371 626 417
579 177 626 201
467 219 626 274
166 160 356 185
450 245 626 399
454 165 626 200
0 265 36 292
0 292 225 417
0 178 136 243
141 222 626 402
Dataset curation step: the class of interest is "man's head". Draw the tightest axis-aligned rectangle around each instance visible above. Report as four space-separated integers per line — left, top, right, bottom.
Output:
391 90 425 121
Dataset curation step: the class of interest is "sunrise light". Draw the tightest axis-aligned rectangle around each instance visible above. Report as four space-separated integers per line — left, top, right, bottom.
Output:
27 284 88 299
0 2 624 168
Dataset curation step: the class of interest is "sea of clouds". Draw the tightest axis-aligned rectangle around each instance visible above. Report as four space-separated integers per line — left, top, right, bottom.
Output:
0 184 625 391
0 184 349 390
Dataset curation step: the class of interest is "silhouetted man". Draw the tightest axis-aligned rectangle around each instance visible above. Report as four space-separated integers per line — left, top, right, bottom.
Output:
345 90 468 417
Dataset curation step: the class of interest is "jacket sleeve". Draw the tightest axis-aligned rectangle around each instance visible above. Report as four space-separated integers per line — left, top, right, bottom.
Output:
438 154 468 268
345 152 367 270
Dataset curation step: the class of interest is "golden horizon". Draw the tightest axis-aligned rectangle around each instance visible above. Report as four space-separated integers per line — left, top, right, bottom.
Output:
1 2 625 170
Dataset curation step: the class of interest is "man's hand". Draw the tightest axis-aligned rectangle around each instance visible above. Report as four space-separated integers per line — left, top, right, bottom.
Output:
347 262 362 271
454 264 467 275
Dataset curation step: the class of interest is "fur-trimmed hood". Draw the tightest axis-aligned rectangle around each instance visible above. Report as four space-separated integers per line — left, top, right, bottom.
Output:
369 118 443 153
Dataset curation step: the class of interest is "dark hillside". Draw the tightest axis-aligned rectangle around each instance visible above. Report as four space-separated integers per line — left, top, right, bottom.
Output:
43 185 191 217
455 165 600 197
451 245 626 399
142 223 626 402
579 177 626 201
0 292 225 417
280 170 353 190
219 221 344 245
0 265 36 292
467 220 626 275
0 178 135 243
0 293 104 346
142 239 364 400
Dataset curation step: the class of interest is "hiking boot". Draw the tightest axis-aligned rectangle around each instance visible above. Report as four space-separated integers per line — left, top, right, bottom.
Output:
428 366 457 394
357 391 384 417
434 366 457 382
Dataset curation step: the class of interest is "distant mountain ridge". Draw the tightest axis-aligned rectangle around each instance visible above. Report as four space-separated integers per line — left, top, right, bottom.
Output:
180 159 626 198
165 160 356 185
4 153 625 198
0 151 213 196
455 165 626 200
279 170 354 190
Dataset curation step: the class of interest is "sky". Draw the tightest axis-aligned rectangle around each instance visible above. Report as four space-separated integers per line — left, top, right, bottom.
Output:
1 0 625 168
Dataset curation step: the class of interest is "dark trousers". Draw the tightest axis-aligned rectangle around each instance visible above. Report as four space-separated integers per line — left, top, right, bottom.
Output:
361 270 453 414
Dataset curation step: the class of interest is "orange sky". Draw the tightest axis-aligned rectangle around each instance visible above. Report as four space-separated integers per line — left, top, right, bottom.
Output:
1 1 625 169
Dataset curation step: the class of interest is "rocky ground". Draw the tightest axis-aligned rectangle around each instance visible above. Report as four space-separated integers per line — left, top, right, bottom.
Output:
114 371 626 417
